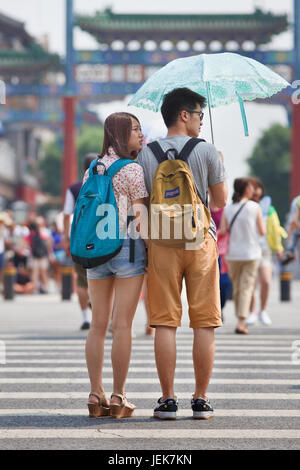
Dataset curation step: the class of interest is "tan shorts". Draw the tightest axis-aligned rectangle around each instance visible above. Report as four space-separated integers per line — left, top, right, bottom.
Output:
31 257 49 270
147 235 222 329
74 263 88 288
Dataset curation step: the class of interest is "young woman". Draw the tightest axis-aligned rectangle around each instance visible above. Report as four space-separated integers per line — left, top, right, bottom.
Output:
84 112 148 418
219 178 265 334
248 178 286 326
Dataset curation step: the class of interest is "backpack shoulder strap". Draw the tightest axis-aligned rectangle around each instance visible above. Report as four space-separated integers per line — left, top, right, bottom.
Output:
106 158 137 178
147 141 167 164
178 138 206 162
178 138 208 207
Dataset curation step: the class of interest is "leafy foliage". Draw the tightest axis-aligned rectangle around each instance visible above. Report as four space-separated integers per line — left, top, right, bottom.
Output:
38 140 62 196
76 125 104 179
39 125 104 196
247 123 291 223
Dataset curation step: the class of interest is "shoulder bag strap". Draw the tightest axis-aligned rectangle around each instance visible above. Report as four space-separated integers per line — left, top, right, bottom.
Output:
229 201 248 231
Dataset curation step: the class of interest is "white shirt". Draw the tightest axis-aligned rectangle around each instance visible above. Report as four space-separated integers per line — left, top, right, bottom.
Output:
63 189 76 215
225 200 262 261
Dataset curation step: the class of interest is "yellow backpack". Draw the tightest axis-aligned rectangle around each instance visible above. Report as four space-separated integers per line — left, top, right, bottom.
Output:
148 138 211 249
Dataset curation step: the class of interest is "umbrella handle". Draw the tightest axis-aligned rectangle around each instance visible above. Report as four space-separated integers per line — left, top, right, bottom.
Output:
237 93 249 137
205 82 214 145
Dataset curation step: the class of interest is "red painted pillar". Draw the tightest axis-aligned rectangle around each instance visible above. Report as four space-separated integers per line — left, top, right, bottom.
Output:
291 102 300 200
62 96 77 200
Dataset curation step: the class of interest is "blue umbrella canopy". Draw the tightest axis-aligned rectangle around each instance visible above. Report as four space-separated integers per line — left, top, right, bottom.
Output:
129 52 291 140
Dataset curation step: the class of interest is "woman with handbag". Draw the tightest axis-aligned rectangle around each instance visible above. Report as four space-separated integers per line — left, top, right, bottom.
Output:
219 178 265 334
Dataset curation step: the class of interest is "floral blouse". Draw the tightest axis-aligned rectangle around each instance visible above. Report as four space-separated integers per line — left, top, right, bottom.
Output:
83 147 148 231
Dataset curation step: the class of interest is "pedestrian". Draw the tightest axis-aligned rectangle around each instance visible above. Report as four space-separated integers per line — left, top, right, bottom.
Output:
63 153 98 330
209 196 232 321
25 220 51 294
281 194 300 265
138 87 227 420
84 112 148 418
14 264 35 295
0 212 12 293
5 218 30 269
219 178 265 334
247 178 287 326
50 221 66 292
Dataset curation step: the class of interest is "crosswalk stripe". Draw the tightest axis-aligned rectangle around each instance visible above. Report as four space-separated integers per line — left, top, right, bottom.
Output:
0 429 299 439
2 348 293 357
1 378 300 384
1 359 297 369
3 343 296 350
1 335 298 340
1 363 299 374
0 408 299 417
0 360 295 371
3 353 294 360
4 344 294 351
1 392 300 399
2 340 297 347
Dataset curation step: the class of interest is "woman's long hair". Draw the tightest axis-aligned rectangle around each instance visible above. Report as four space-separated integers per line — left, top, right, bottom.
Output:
99 112 141 159
232 178 251 203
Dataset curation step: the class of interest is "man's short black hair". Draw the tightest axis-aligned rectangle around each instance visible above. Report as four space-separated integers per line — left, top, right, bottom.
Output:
84 153 98 171
161 87 206 128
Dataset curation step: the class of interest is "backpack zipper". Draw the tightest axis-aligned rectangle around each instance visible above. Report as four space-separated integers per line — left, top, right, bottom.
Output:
76 205 85 227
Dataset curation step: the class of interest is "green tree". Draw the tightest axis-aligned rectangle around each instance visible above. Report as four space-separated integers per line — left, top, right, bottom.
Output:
39 139 62 196
76 125 104 179
247 123 291 223
39 125 104 196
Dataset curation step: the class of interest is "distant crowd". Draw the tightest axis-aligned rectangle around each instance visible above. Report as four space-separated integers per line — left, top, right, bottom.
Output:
0 211 67 296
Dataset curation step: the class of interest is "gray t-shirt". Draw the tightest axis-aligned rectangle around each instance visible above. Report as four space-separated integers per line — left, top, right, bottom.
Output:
137 135 226 240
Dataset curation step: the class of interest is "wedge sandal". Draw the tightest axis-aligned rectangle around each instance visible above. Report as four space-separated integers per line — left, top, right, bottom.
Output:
110 393 136 419
87 392 111 418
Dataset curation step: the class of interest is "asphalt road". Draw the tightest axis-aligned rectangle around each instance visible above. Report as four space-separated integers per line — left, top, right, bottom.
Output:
0 274 300 451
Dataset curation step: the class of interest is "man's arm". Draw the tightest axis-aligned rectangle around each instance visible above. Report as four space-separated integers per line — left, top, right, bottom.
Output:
207 149 228 209
209 181 228 209
63 214 71 257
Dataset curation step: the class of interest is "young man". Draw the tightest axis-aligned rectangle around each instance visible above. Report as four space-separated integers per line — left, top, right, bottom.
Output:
63 153 97 330
138 87 227 420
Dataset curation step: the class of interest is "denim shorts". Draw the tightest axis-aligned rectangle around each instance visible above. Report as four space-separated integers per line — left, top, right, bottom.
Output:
87 237 146 280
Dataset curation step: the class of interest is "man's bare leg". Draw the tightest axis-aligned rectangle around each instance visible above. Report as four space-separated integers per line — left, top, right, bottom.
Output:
193 327 215 399
154 326 177 400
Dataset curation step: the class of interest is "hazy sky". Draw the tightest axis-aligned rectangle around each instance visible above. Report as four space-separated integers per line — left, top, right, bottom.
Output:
0 0 294 193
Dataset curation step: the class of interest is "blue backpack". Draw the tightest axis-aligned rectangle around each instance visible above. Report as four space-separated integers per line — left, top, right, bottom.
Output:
70 157 136 268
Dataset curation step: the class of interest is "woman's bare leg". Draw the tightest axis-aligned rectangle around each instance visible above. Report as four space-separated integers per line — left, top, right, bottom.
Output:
85 277 114 404
110 274 144 405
